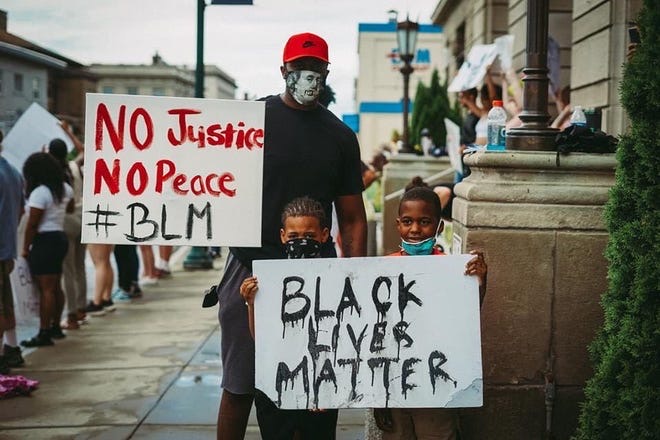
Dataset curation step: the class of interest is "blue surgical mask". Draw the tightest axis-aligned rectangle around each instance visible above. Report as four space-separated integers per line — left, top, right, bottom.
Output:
400 236 436 255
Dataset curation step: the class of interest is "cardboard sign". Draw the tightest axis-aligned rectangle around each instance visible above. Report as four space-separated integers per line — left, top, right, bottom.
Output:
444 118 462 175
2 103 74 170
9 257 40 324
82 94 264 246
253 255 483 409
448 44 499 93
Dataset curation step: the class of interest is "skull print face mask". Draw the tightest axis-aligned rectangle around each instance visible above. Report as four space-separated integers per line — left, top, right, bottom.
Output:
285 70 323 105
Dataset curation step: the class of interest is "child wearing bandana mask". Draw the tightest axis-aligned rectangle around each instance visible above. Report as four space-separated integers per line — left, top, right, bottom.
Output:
240 196 338 439
373 178 488 440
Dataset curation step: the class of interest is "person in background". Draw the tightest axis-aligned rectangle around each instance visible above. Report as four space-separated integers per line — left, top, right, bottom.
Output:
420 128 436 156
20 153 74 347
112 245 142 302
240 197 338 439
50 122 88 330
215 32 366 439
551 85 572 130
0 131 26 372
375 178 487 440
156 245 173 278
139 245 159 286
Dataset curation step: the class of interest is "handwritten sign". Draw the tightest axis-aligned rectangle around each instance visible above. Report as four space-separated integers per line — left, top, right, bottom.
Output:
448 44 499 93
82 94 264 246
253 255 483 409
3 103 75 171
9 257 40 324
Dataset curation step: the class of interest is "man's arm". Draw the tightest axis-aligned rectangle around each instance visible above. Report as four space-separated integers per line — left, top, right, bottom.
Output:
335 194 367 257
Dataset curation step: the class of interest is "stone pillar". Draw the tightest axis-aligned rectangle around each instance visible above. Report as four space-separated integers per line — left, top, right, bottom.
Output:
452 151 615 439
381 155 454 255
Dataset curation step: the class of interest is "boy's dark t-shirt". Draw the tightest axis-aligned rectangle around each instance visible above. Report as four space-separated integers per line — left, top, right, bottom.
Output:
230 95 363 268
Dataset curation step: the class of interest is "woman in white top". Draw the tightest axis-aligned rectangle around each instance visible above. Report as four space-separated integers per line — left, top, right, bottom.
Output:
20 152 74 347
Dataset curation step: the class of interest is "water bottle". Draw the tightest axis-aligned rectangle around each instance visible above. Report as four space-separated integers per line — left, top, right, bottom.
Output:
569 105 587 127
487 100 507 151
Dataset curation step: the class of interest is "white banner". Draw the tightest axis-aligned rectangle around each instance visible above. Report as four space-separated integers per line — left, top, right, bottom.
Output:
9 257 40 324
3 102 74 171
253 255 483 409
448 44 499 93
82 94 264 246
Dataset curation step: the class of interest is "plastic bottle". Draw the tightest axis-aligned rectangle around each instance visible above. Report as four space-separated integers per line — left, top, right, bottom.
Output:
569 105 587 127
487 100 507 151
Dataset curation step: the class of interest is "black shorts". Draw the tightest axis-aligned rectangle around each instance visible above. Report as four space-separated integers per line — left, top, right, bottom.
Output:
28 231 68 276
254 390 338 440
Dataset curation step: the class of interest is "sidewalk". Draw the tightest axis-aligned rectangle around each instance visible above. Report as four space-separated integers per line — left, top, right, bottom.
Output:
0 249 366 439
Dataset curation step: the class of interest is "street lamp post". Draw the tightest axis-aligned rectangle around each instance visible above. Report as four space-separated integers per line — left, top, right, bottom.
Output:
396 16 419 154
184 0 252 271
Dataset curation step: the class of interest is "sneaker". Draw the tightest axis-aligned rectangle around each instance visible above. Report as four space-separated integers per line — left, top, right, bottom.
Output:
3 345 25 368
112 288 133 303
102 299 116 312
49 325 66 340
129 282 143 299
21 331 54 347
156 268 172 279
85 301 106 317
61 315 80 330
140 276 159 286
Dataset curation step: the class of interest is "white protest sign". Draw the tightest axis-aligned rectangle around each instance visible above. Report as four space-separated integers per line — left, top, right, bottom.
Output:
253 255 483 409
444 118 462 175
82 94 264 246
3 102 74 170
448 44 499 92
9 257 40 324
494 35 514 72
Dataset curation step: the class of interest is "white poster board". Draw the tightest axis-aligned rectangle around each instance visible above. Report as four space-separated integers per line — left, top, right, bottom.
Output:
82 94 264 246
494 35 514 72
448 44 499 92
444 118 462 175
9 257 40 324
253 255 483 409
3 103 74 170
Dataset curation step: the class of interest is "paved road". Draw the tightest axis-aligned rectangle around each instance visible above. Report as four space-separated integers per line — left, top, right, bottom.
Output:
1 248 366 439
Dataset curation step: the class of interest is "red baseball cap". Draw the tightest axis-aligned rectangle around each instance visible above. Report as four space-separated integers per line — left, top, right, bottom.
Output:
282 32 329 63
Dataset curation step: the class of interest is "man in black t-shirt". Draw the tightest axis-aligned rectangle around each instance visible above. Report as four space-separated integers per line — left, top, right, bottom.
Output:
215 32 367 439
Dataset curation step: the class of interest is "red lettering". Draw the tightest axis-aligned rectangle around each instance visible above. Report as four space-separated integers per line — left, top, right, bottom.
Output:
218 173 236 197
173 174 189 195
95 104 125 152
126 162 148 195
207 124 224 146
252 129 264 148
190 175 206 195
129 107 154 150
222 123 235 148
93 158 120 194
236 121 246 148
205 174 220 196
167 108 202 146
155 160 176 193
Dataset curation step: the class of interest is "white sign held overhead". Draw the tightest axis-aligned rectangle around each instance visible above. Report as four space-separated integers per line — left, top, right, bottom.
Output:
444 118 463 175
448 44 499 93
82 94 264 246
253 255 483 409
2 103 75 171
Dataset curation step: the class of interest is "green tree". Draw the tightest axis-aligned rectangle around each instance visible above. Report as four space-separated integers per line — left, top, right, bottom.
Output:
574 2 659 439
410 68 460 150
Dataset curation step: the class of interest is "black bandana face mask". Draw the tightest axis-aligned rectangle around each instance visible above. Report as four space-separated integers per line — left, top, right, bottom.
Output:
284 238 322 259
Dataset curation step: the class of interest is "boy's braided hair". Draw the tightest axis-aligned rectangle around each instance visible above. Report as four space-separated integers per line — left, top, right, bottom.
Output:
400 176 442 221
281 196 327 228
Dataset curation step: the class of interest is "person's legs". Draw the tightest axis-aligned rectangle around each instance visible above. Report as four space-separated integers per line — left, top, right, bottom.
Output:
298 408 338 440
87 244 114 314
139 245 158 285
113 245 132 292
217 389 254 440
410 408 457 440
20 274 57 347
61 228 79 327
0 260 20 371
157 245 173 277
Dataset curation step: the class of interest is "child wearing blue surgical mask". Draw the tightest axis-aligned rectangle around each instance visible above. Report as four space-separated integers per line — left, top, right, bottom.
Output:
375 177 488 440
240 196 337 440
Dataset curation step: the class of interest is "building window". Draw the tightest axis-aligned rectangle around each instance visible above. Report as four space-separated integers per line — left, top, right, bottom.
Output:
152 87 165 96
454 22 466 70
127 86 138 95
102 86 114 94
14 73 24 93
32 77 41 99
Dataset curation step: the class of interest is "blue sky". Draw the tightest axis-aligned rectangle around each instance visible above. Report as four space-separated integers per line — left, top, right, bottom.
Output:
4 0 439 117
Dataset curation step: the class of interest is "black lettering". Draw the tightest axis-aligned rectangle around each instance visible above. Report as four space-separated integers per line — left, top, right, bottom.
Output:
372 276 392 322
337 358 361 401
336 277 361 322
160 204 182 240
186 202 212 239
367 357 396 407
401 357 421 399
369 321 387 353
314 276 335 326
428 350 457 393
307 317 330 361
275 356 310 408
313 358 338 409
393 320 414 359
125 202 158 242
398 273 422 319
281 276 310 337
